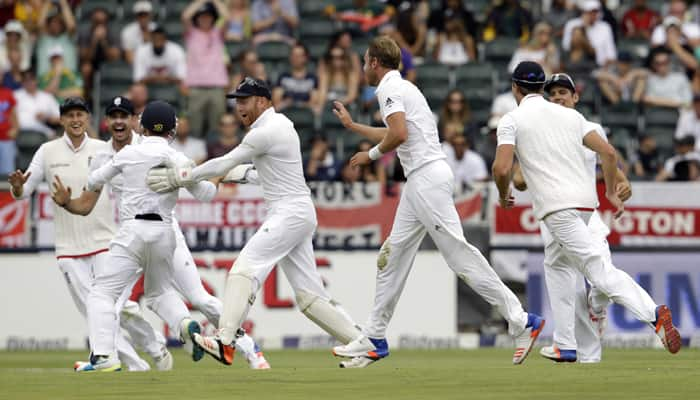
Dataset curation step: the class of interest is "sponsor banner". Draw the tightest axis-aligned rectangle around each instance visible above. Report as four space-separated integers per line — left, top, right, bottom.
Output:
0 251 456 350
0 191 29 248
526 252 700 341
490 182 700 247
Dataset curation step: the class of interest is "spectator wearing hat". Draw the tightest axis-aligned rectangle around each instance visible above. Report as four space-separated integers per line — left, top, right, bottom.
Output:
251 0 299 44
651 0 700 48
621 0 661 40
642 47 692 109
0 20 31 73
78 7 121 97
656 136 700 181
121 1 156 64
595 50 647 104
675 94 700 152
133 25 186 88
0 85 18 175
562 0 617 67
39 46 84 102
14 69 60 138
182 0 229 138
35 0 77 77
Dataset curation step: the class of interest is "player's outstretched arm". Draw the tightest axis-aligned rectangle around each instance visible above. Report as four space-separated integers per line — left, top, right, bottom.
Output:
191 144 256 182
333 101 388 143
51 175 100 216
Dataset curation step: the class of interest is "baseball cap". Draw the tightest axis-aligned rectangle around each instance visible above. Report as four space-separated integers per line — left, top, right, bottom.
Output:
48 45 64 59
106 96 135 116
579 0 600 12
512 61 546 86
4 20 23 35
141 100 177 133
60 97 90 115
133 1 153 14
544 73 576 93
150 24 166 35
663 16 682 28
193 2 219 22
227 77 272 100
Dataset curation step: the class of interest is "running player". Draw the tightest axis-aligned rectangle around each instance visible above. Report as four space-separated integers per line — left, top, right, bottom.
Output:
330 36 544 368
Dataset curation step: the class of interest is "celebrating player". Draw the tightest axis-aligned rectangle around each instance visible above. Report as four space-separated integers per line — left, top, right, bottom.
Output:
144 77 364 366
330 36 544 368
8 97 169 371
492 61 681 357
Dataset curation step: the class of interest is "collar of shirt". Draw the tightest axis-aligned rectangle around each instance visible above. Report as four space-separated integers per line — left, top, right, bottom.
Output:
62 132 88 153
142 135 168 145
251 107 276 129
375 70 401 95
106 131 141 153
520 93 543 106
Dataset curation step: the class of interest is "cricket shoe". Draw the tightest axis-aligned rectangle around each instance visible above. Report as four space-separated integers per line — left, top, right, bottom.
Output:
339 356 380 368
539 346 577 362
193 333 235 365
74 354 121 372
333 335 389 364
180 318 204 362
153 347 173 371
653 305 681 354
512 313 545 365
246 342 271 370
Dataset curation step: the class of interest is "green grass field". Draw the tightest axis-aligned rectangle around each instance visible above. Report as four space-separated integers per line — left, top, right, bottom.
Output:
0 348 697 400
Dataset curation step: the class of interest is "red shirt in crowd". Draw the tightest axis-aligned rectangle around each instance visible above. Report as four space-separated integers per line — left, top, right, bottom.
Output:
622 7 661 37
0 87 16 141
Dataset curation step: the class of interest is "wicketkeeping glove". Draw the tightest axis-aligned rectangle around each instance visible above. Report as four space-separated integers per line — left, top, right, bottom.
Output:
222 164 255 184
146 159 195 193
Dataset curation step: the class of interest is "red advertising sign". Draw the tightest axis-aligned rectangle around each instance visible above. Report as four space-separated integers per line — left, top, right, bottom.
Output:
0 191 29 248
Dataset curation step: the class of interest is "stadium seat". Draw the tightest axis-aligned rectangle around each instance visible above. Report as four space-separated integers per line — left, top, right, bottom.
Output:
601 101 640 132
256 41 291 63
15 131 48 171
164 20 185 43
306 39 329 61
483 38 520 66
282 106 316 132
644 106 679 129
416 63 451 88
100 61 133 85
299 0 331 17
646 126 676 155
321 107 345 130
99 84 130 107
608 127 632 154
338 131 365 159
226 41 250 61
299 19 337 40
454 62 495 90
617 38 650 62
423 86 447 110
147 84 181 107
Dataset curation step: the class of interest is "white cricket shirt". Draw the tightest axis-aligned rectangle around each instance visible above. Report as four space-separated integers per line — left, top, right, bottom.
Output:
13 133 116 257
375 70 445 177
497 94 597 220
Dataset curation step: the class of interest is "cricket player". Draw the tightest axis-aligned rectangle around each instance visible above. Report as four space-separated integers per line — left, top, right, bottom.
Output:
51 96 269 369
74 100 215 371
492 61 681 357
145 77 364 366
330 36 544 368
8 97 169 371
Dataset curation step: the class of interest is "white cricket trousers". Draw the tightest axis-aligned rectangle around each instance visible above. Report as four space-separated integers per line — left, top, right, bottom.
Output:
364 160 528 339
58 253 163 371
542 209 657 346
87 220 190 357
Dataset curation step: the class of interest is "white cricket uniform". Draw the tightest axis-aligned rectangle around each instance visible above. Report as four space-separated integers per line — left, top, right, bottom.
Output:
497 95 658 348
538 120 610 362
86 135 217 357
365 70 528 339
12 133 158 371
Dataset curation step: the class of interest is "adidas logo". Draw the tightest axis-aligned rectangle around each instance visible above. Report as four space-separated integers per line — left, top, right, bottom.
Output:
385 97 394 107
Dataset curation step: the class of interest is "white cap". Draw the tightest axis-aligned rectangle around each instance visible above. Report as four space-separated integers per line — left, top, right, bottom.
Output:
579 0 600 12
4 20 23 35
663 16 682 28
48 45 64 58
133 1 153 14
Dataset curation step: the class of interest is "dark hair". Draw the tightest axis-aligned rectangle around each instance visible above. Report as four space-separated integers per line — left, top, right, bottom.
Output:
292 43 309 57
368 36 401 70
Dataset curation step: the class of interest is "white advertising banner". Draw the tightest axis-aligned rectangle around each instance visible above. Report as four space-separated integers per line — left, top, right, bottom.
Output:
0 251 456 350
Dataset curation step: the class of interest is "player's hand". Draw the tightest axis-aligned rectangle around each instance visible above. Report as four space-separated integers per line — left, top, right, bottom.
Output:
222 164 254 184
146 159 195 193
51 175 71 207
8 169 30 190
616 180 632 202
350 151 371 167
606 191 625 219
332 101 354 129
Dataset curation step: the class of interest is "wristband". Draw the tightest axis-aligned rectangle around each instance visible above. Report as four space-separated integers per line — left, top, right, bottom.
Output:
368 145 383 161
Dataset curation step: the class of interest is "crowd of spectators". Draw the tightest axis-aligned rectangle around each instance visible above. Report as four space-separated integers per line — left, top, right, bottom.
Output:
0 0 699 183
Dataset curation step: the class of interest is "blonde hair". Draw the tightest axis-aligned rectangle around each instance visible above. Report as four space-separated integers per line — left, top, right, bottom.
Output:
368 36 401 70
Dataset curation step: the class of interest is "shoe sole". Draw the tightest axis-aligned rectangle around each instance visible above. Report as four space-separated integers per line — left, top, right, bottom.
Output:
513 319 545 365
194 334 235 366
339 357 379 368
187 322 204 362
332 349 389 360
656 305 681 354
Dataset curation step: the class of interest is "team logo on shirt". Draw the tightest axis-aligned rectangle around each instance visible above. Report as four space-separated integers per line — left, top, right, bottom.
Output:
385 97 394 108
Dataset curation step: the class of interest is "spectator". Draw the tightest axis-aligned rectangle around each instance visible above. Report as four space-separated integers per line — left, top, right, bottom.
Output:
128 83 148 116
339 158 361 183
0 86 17 175
490 90 517 120
508 21 560 75
272 44 319 111
317 46 359 111
207 113 240 159
14 69 60 138
656 136 700 181
251 0 298 44
35 0 77 77
322 30 362 82
120 1 156 64
621 0 661 40
230 49 268 91
434 19 475 66
438 89 477 143
0 20 31 73
562 0 616 67
3 47 24 90
562 26 598 82
14 0 43 36
182 0 230 139
654 18 699 78
543 0 575 38
651 0 700 47
39 46 83 102
304 135 340 181
482 0 533 42
595 50 646 104
170 117 207 165
78 7 120 96
642 48 692 108
225 0 253 42
444 134 489 189
380 25 417 82
353 140 386 184
394 3 427 58
428 0 478 41
632 134 662 179
133 26 186 88
476 115 500 169
675 94 700 151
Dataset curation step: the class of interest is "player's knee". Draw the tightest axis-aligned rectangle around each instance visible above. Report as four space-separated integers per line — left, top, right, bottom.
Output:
229 256 257 279
120 301 142 320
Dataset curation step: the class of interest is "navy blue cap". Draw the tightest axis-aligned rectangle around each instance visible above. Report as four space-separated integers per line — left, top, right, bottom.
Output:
512 61 547 86
141 100 177 133
227 77 272 100
105 96 135 115
60 97 90 115
544 73 576 93
192 2 219 25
